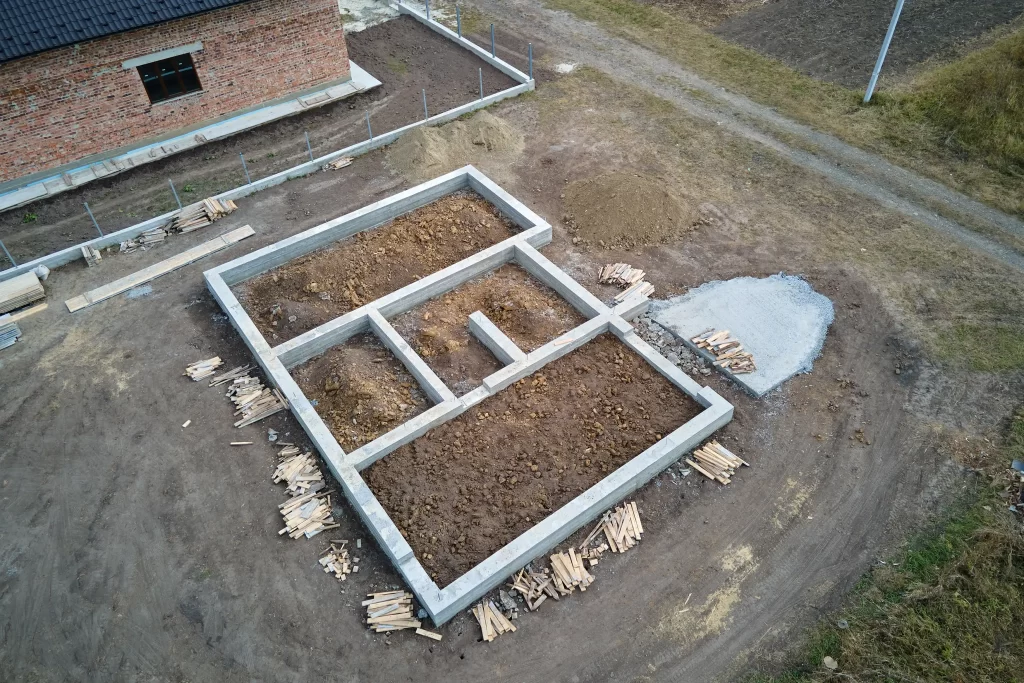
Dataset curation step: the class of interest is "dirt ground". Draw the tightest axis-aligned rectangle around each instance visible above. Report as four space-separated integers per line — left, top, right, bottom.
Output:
390 264 585 394
237 192 517 343
292 333 430 452
4 14 1024 683
364 334 700 586
715 0 1024 87
0 15 517 265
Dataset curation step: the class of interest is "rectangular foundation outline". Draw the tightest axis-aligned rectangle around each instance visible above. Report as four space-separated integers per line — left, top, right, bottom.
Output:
204 166 733 624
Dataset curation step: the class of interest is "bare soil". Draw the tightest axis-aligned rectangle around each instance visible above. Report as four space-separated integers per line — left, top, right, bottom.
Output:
715 0 1024 87
390 264 586 394
237 192 517 343
0 15 517 265
292 333 430 452
363 333 702 586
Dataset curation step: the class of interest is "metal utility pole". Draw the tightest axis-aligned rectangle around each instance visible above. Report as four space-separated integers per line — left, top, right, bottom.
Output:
864 0 906 103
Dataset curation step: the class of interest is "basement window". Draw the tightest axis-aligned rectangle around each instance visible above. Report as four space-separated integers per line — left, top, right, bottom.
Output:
137 54 202 104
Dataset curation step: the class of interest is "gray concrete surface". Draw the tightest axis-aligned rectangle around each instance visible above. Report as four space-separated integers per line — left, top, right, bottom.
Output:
652 274 834 397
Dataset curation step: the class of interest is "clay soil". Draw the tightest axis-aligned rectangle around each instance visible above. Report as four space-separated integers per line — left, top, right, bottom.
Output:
363 334 702 587
237 192 517 343
390 264 586 394
292 333 430 452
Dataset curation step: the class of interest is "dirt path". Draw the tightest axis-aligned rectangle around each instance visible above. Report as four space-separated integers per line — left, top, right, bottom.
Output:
469 0 1024 272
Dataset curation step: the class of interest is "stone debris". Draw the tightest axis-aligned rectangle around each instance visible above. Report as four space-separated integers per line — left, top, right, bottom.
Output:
692 329 757 374
685 439 750 486
184 356 223 380
634 314 709 376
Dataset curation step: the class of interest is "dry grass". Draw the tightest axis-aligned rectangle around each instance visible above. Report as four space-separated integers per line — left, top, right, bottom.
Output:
543 0 1024 218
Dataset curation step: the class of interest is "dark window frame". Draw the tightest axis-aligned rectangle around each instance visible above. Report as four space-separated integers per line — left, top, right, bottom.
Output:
137 53 202 104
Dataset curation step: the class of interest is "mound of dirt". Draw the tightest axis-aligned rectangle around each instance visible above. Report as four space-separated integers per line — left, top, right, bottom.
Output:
385 111 525 182
563 172 698 248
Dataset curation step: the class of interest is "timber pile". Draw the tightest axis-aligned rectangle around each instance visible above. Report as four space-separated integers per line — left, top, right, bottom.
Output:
363 592 443 640
273 448 325 497
226 374 288 427
319 540 357 581
119 227 167 254
472 600 517 642
691 329 756 374
278 490 336 539
508 568 560 611
686 439 749 486
165 198 238 233
576 501 643 555
0 314 23 351
599 263 655 302
548 548 595 594
81 245 102 267
323 156 353 171
0 272 45 316
208 363 253 386
184 356 223 381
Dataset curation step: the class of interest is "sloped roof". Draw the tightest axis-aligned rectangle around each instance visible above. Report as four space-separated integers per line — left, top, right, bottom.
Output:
0 0 253 63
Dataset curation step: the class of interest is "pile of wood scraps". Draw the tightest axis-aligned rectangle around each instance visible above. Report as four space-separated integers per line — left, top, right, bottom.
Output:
273 448 325 497
319 540 357 581
508 569 559 611
548 548 596 594
81 245 102 267
691 329 757 374
119 227 167 254
0 272 45 316
599 263 655 302
207 363 253 386
323 156 353 171
363 592 442 640
184 356 223 381
226 374 288 427
472 600 517 642
577 501 643 555
278 490 336 539
165 198 238 233
686 440 749 485
0 314 22 351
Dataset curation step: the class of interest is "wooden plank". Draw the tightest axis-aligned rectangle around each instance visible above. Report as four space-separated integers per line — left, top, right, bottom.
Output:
415 627 443 641
65 226 255 312
4 302 47 323
630 501 644 535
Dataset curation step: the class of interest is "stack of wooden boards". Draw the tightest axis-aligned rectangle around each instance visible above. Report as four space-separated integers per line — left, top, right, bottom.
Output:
208 363 252 387
81 245 102 267
599 263 655 302
278 488 337 539
472 600 517 642
273 447 325 497
226 373 288 427
508 568 560 611
119 227 167 254
686 439 749 486
323 156 353 171
691 329 757 374
165 198 238 233
0 272 45 316
363 591 442 640
578 501 643 554
548 549 596 594
0 314 22 351
184 356 224 381
319 540 357 581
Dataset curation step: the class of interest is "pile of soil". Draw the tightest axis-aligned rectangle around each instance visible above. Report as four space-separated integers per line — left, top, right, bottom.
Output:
363 334 703 587
237 193 517 342
563 172 697 248
385 111 525 183
292 334 429 452
391 264 587 394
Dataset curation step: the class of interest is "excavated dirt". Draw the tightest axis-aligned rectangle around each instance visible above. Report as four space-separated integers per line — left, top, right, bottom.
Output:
237 192 517 342
292 333 429 452
385 110 526 183
363 334 703 587
562 172 698 248
390 264 587 394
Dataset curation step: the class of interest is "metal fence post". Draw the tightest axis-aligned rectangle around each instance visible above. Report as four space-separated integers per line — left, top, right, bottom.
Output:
528 43 533 80
456 5 461 37
479 67 484 100
425 0 430 20
168 179 182 209
366 112 373 139
84 202 103 237
0 239 16 267
422 89 429 119
490 24 496 57
239 153 252 184
305 131 314 162
864 0 905 103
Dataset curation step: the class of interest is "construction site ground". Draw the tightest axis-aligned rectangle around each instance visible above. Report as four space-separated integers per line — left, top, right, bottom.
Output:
3 16 1024 683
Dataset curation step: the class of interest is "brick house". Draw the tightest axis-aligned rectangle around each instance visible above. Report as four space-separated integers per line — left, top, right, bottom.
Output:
0 0 355 185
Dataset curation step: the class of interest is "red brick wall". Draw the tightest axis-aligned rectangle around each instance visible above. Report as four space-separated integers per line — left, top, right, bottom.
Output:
0 0 350 183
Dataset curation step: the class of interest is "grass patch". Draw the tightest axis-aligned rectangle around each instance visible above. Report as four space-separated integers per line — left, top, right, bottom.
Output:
543 0 1024 217
937 324 1024 372
748 417 1024 682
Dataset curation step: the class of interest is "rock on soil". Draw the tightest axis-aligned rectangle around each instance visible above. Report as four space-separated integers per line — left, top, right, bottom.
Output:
363 334 703 587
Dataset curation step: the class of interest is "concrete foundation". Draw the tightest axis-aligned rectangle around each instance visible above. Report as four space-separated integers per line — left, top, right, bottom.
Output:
205 166 733 625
